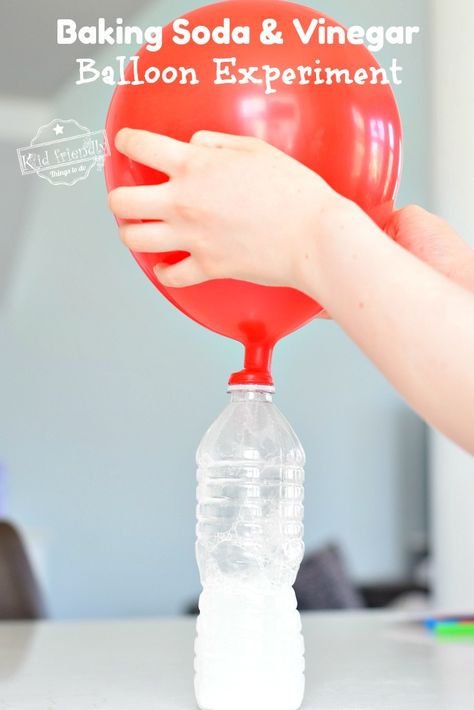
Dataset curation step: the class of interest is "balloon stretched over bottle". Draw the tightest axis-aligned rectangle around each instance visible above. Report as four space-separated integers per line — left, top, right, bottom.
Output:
105 0 402 386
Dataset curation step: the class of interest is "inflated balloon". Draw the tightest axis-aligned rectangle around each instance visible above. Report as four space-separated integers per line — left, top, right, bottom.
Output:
105 0 402 386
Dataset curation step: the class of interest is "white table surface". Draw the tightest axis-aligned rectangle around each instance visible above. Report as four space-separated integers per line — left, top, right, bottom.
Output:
0 611 473 709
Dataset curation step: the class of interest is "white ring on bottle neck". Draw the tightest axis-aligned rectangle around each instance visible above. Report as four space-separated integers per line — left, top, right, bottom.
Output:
227 384 276 394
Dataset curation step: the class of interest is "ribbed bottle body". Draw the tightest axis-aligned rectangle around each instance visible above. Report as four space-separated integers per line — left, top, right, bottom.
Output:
194 388 305 710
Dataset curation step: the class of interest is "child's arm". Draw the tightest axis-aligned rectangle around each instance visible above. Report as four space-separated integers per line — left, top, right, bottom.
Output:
109 129 474 454
301 202 474 454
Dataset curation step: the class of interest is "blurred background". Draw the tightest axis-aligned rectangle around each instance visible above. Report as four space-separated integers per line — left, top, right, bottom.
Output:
0 0 472 620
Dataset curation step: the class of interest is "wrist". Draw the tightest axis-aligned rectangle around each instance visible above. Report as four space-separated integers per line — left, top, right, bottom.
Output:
294 192 367 301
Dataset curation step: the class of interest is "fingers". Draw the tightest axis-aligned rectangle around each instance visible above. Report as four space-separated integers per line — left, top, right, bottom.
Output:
120 223 216 286
153 256 207 288
190 130 263 151
108 184 174 220
115 128 192 176
385 205 411 238
119 222 182 253
385 205 436 244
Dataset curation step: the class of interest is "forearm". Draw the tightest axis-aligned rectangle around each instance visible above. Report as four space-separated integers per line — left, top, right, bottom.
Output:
301 200 474 454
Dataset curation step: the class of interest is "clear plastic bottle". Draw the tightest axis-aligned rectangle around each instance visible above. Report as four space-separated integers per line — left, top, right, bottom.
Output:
194 384 305 710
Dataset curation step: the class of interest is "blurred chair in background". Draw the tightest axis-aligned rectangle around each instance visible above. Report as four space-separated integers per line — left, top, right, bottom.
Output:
294 543 430 611
0 521 45 619
294 544 364 611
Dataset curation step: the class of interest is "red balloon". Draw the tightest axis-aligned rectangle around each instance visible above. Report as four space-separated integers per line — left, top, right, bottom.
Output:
105 0 402 386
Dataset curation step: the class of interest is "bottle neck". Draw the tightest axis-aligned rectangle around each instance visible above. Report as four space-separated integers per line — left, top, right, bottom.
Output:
227 384 274 403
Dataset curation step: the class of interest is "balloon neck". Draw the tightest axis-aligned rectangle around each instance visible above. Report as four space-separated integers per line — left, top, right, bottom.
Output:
228 344 274 387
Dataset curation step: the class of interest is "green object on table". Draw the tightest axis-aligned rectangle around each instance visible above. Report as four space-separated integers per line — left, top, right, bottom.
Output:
435 622 474 640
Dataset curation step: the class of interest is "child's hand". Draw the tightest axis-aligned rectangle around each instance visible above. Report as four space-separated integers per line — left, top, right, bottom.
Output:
108 128 344 290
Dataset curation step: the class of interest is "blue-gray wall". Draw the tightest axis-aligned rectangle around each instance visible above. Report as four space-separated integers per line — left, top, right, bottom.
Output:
0 0 430 618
